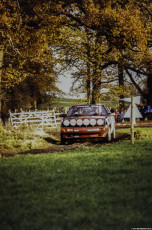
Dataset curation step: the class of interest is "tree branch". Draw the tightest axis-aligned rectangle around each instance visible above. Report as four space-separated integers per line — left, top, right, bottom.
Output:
127 66 147 76
125 69 145 97
100 61 118 70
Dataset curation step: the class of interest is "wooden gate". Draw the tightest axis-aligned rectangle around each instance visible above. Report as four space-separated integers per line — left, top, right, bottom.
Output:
9 110 61 128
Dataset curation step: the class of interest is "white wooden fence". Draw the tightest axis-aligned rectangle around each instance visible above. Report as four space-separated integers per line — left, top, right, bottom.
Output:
9 110 62 128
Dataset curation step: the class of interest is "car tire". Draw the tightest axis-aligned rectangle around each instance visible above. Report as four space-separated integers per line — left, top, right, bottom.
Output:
112 126 116 139
106 128 111 142
61 134 66 145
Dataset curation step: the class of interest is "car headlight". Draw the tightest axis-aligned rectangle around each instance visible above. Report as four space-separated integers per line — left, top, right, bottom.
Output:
83 119 90 126
77 119 83 126
70 119 76 126
97 119 104 125
90 119 96 126
63 120 70 126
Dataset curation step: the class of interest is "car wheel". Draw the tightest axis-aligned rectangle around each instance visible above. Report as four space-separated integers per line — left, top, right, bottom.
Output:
61 134 66 145
106 127 111 142
69 139 75 144
112 126 116 139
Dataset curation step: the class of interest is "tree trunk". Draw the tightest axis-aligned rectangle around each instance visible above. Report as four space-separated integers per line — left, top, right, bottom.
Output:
91 35 101 104
33 98 37 110
92 73 101 104
86 62 91 104
145 74 152 106
118 63 125 109
118 64 124 87
85 29 92 104
0 48 4 119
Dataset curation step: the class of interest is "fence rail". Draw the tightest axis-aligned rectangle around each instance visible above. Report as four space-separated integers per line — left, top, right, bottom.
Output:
9 110 62 128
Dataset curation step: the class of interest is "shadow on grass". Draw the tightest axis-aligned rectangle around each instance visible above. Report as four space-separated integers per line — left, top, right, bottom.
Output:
43 137 60 145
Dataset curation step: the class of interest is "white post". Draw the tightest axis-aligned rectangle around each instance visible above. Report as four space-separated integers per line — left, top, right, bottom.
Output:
131 95 134 144
54 110 57 127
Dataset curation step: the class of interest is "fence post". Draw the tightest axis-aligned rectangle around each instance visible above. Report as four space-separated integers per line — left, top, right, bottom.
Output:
131 95 134 144
53 110 57 127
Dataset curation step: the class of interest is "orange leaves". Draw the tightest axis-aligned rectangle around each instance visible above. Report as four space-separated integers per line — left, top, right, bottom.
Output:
1 0 152 102
3 66 28 89
99 2 150 51
83 0 101 27
107 85 132 102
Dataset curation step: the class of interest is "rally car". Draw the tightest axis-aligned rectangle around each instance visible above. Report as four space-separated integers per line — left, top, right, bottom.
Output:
60 104 116 144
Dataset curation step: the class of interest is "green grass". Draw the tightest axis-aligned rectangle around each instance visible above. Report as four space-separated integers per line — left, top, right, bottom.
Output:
0 124 55 156
51 98 87 108
50 97 117 109
0 128 152 230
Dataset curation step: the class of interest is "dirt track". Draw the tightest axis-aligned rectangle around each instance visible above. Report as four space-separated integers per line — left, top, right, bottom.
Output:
3 120 152 157
20 120 152 155
16 132 130 156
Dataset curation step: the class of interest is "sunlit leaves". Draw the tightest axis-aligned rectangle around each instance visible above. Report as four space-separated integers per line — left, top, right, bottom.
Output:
1 0 152 107
56 0 152 103
1 0 62 86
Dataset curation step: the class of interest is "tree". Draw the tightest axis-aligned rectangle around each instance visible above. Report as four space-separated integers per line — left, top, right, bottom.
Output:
0 0 63 118
1 0 152 115
56 0 152 104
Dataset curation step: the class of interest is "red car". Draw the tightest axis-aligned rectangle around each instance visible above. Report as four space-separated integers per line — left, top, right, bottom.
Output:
61 104 116 144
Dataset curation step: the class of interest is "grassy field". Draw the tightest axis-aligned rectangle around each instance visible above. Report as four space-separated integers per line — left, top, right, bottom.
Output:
0 124 59 156
50 98 118 109
0 127 152 230
51 98 87 108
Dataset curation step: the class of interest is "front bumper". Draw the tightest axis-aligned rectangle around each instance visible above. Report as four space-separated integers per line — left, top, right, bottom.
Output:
61 126 108 139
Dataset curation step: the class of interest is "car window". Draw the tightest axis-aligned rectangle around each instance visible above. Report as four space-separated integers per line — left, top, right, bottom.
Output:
66 105 108 117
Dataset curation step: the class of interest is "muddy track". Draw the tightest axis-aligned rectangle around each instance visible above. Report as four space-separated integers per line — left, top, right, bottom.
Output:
20 120 152 156
2 121 152 157
15 132 130 156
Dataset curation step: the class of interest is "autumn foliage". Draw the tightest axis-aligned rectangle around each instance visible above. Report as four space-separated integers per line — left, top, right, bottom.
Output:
0 0 152 114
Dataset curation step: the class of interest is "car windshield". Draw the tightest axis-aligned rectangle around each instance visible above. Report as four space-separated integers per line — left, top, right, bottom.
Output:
66 105 108 117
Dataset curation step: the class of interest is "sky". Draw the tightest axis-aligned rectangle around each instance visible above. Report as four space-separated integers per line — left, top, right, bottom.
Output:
57 74 85 99
57 74 72 95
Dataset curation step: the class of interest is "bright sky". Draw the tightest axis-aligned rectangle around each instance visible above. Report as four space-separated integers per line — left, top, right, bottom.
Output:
57 74 85 99
57 74 72 95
